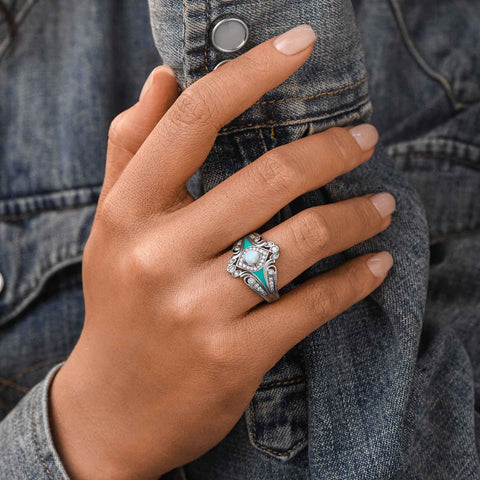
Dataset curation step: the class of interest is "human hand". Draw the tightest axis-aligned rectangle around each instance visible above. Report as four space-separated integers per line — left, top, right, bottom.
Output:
50 24 395 480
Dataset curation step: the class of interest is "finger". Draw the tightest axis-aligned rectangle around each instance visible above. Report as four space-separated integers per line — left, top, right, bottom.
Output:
236 251 394 369
209 191 395 312
185 124 378 257
98 65 179 210
107 24 317 218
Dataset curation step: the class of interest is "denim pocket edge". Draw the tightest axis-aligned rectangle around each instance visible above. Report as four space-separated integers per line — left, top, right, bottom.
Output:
245 379 308 462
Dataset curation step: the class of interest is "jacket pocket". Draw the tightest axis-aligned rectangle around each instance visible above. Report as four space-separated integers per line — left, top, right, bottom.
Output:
244 344 308 462
386 137 480 240
245 377 307 461
0 187 98 327
389 0 480 108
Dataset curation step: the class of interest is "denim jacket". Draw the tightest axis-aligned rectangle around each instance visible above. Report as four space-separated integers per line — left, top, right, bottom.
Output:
1 0 480 479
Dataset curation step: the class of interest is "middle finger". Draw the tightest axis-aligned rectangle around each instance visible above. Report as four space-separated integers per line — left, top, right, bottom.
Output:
184 124 378 257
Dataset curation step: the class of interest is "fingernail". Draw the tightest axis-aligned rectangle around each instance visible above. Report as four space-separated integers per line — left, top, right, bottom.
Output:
139 69 155 101
367 251 394 278
348 124 379 151
273 24 316 55
369 192 396 218
139 66 176 101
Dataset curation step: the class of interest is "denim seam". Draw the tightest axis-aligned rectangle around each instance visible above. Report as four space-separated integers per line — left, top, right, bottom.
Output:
0 0 41 60
0 253 84 327
1 203 97 221
0 378 29 393
204 0 211 73
430 228 480 245
258 377 304 391
0 184 101 203
388 0 467 111
255 127 267 154
248 401 307 456
218 96 371 135
0 357 67 395
181 0 186 82
0 184 101 219
390 152 480 171
252 76 368 106
32 389 55 480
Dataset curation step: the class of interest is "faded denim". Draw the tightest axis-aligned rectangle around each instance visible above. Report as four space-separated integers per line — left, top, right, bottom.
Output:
1 0 479 479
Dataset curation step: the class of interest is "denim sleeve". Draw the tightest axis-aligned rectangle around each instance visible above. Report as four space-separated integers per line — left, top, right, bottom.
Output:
0 363 70 480
0 362 190 479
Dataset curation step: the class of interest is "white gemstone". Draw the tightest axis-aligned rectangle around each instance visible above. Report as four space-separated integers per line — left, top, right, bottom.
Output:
244 248 260 265
271 245 279 253
233 270 241 277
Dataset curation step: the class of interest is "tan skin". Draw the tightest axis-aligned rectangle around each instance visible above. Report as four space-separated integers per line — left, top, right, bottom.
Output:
49 25 395 479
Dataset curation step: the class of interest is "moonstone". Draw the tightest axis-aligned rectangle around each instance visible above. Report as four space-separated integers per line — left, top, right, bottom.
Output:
244 249 260 265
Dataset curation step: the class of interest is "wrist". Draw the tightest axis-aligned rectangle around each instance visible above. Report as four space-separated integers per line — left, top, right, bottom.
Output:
48 338 169 480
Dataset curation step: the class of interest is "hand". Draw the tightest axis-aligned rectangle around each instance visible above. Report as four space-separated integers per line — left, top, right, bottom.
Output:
49 24 395 480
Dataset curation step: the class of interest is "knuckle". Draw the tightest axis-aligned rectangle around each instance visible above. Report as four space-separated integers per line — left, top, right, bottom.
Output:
292 208 331 256
255 150 299 197
357 197 382 228
121 239 163 285
326 127 359 168
99 193 124 229
98 192 139 232
305 281 337 321
242 51 275 76
343 260 369 298
107 110 133 152
168 87 220 131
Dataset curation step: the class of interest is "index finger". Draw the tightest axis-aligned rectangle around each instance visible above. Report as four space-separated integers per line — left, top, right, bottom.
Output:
106 24 317 219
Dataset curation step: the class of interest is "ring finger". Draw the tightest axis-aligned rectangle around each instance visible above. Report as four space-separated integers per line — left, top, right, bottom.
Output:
207 190 396 313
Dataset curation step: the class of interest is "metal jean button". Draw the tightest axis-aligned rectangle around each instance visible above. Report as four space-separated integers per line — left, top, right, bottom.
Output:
210 17 249 53
0 271 4 295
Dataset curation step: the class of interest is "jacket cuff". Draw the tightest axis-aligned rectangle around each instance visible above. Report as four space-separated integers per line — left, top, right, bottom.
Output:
0 362 69 479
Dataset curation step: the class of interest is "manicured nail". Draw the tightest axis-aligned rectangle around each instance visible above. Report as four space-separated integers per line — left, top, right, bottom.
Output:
367 251 394 278
273 24 316 55
348 124 379 151
139 66 176 100
369 192 396 218
139 69 155 100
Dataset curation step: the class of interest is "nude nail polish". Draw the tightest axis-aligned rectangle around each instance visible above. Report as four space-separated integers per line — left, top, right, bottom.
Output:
367 251 394 278
273 24 316 55
369 192 396 218
348 124 379 151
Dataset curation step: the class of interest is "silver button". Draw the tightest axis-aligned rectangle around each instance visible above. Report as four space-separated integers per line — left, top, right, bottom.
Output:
213 59 232 70
211 17 248 53
0 272 4 294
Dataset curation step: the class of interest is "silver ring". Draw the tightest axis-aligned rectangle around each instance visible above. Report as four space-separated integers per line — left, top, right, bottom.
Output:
227 232 280 303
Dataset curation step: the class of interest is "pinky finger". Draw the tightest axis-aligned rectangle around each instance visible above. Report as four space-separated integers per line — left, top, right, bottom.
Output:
238 251 393 369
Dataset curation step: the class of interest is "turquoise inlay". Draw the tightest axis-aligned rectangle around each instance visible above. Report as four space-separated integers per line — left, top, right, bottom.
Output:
243 236 253 249
252 267 267 289
243 236 268 289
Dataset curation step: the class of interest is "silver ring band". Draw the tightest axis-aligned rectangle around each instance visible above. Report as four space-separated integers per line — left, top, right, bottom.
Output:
227 232 280 303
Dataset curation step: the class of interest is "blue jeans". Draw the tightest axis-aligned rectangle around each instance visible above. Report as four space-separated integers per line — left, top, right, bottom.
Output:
1 0 479 478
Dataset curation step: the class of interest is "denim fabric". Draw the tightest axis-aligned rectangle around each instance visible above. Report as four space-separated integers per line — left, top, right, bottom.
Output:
0 0 479 479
